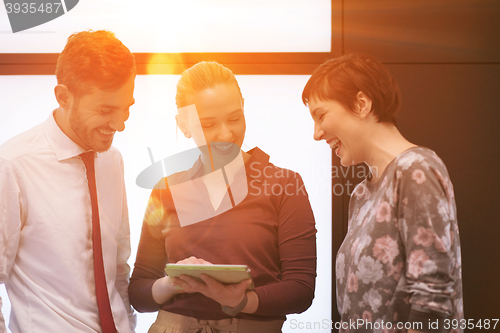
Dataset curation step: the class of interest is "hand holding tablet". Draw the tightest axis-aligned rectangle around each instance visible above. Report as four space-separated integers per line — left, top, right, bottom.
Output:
165 264 254 291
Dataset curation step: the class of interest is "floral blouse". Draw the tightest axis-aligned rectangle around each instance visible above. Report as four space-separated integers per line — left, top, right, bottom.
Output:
336 147 463 333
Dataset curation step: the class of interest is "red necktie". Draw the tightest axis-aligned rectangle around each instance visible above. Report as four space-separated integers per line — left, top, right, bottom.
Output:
80 152 117 333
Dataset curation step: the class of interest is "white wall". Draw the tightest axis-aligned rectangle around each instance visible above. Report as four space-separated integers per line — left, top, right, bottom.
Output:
0 75 332 332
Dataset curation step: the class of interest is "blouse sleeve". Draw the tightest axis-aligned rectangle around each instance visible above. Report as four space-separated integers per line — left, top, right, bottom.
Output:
396 156 461 326
128 186 169 312
253 173 317 316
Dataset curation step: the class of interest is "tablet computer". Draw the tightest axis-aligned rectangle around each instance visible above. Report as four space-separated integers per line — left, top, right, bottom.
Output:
165 264 254 291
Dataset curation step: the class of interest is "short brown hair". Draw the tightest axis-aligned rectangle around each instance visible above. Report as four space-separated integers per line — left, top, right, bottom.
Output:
302 53 401 124
56 30 136 98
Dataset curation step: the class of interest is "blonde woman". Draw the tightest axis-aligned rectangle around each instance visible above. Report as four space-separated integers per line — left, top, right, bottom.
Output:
129 62 317 333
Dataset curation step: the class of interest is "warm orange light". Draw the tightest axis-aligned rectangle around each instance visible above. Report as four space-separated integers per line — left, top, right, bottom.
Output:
145 53 186 75
144 195 164 226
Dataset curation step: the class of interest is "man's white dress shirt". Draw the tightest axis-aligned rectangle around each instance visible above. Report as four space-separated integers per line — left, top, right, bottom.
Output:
0 112 136 332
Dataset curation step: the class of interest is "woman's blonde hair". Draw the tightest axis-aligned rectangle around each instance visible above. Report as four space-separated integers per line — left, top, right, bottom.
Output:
176 61 243 108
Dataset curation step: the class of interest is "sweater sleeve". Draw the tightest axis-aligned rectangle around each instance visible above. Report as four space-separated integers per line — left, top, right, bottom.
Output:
253 173 317 316
396 155 461 330
128 186 169 312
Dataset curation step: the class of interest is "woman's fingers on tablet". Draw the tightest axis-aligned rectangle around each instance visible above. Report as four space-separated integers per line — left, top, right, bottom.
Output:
176 256 211 265
169 277 186 292
172 276 193 289
242 279 252 288
186 256 199 264
199 274 218 288
170 277 183 287
175 257 195 265
170 269 249 303
233 279 252 293
177 274 208 293
200 259 213 265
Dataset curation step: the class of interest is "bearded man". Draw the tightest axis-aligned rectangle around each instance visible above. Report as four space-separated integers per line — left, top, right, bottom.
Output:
0 30 137 333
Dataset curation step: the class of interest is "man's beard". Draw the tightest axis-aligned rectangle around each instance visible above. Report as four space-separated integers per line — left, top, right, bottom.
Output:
69 105 113 153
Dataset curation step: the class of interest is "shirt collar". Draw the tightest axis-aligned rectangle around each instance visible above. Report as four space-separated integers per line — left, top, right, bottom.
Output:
245 147 270 183
181 147 270 183
43 110 87 161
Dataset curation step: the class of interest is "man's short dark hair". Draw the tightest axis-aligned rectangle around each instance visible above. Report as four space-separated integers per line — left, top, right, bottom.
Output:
302 53 401 124
56 30 136 99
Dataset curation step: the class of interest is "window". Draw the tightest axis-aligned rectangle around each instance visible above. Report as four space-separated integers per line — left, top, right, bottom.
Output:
0 1 338 331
